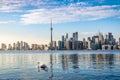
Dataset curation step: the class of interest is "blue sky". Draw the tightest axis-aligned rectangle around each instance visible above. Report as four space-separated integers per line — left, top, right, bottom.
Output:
0 0 120 45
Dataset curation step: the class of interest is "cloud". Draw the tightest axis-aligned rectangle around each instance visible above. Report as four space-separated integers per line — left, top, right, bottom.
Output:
0 0 88 12
21 4 120 24
0 0 120 24
81 32 94 35
0 0 62 12
0 20 16 24
0 0 26 12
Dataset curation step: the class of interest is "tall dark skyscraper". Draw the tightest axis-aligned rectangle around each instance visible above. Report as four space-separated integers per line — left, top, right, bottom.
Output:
50 19 53 49
119 38 120 46
73 32 78 41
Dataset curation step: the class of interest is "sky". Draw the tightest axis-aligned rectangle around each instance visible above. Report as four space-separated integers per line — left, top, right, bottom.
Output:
0 0 120 45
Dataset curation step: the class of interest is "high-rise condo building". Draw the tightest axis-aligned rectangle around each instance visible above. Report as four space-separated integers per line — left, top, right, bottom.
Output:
73 32 78 41
94 36 99 44
8 44 12 50
119 38 120 46
72 32 78 50
87 37 91 50
98 32 104 44
0 43 7 50
83 38 87 49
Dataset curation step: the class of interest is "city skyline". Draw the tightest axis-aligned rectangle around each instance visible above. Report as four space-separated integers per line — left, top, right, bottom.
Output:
0 0 120 45
0 31 120 50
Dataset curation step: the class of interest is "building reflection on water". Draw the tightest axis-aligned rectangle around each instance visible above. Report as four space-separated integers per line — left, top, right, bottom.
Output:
0 52 120 80
0 53 120 69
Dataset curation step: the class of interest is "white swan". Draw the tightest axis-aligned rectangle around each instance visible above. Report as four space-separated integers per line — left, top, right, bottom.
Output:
38 62 48 70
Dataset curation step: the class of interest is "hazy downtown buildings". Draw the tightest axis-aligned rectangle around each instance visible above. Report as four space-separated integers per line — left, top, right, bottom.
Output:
8 44 12 50
0 43 7 50
0 31 119 51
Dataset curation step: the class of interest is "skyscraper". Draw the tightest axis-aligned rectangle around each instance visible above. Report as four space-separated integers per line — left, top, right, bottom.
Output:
87 37 91 50
98 32 104 44
104 34 108 45
94 36 99 44
72 32 78 50
50 19 53 50
119 38 120 46
0 43 7 50
61 35 65 49
73 32 78 41
65 33 68 40
83 38 87 49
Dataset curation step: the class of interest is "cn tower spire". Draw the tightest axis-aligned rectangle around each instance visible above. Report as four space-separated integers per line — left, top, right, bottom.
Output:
50 19 53 49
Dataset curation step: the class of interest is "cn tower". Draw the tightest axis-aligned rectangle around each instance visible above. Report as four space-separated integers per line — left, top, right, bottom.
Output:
50 19 53 50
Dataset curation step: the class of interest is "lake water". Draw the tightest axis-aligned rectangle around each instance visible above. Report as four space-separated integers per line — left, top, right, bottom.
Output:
0 50 120 80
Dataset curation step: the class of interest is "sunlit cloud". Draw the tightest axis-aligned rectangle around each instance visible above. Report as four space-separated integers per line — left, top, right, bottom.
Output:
81 32 94 35
0 0 26 12
21 4 120 24
0 0 120 24
0 20 16 24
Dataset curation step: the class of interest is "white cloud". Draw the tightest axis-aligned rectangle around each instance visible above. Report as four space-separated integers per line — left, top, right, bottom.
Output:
0 0 60 12
0 0 26 12
81 32 94 35
21 5 120 24
0 0 120 24
0 20 16 24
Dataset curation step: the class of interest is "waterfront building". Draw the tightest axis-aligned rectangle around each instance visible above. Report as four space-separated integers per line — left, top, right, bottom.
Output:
61 35 65 48
58 41 62 50
95 36 99 44
119 38 120 46
12 41 30 50
94 35 102 49
104 34 108 45
0 43 7 50
8 44 12 50
44 45 49 50
78 41 83 50
87 37 92 50
20 41 24 50
24 42 30 50
73 32 78 41
102 45 113 50
65 33 68 40
16 41 20 50
31 44 38 50
52 41 57 50
107 33 115 45
62 35 65 42
72 32 78 50
98 32 104 44
92 36 95 43
91 43 96 50
65 39 72 50
13 43 16 50
83 38 87 49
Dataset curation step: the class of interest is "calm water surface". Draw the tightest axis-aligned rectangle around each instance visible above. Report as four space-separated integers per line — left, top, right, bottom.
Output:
0 50 120 80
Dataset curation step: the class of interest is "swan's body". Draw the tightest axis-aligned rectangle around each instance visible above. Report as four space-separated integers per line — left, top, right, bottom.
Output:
38 62 48 71
40 64 47 69
73 65 79 69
